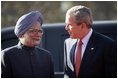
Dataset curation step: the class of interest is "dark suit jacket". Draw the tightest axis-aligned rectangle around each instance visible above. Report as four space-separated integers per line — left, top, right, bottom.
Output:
1 42 54 78
64 31 117 78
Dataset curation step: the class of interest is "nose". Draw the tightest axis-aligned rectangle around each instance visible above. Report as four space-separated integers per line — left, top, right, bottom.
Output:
65 24 69 31
36 32 42 37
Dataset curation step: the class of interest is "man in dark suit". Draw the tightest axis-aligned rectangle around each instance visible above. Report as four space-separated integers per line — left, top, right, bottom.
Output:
64 5 117 78
1 11 54 78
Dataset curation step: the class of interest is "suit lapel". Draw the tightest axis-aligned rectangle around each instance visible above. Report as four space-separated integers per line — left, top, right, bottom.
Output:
79 32 97 74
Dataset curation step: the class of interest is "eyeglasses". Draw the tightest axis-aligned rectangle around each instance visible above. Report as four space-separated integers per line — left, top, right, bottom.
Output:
27 28 43 35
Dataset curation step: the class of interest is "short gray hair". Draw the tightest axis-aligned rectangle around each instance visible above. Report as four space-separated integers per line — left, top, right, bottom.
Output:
66 5 93 28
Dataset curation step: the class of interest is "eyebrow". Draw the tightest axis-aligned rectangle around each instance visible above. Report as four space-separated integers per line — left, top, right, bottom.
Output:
29 28 43 30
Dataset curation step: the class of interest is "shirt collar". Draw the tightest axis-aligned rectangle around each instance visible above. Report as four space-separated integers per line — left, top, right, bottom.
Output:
18 42 35 50
81 28 93 46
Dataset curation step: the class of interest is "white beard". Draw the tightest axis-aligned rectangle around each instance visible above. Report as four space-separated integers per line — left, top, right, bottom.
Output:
33 40 40 46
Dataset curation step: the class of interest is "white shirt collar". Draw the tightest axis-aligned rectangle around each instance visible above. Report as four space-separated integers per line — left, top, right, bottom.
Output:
81 28 93 46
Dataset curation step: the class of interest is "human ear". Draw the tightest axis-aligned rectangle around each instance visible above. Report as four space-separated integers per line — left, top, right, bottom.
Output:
81 23 87 29
81 23 84 29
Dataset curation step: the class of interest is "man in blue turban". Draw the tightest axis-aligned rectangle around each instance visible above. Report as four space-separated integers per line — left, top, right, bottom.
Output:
15 11 43 37
1 11 54 78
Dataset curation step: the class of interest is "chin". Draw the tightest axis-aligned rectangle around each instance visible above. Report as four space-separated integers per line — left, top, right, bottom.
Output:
33 42 40 46
70 36 76 39
33 43 39 46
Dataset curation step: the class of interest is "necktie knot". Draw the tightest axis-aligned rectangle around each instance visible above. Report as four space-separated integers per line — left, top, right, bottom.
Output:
79 40 83 46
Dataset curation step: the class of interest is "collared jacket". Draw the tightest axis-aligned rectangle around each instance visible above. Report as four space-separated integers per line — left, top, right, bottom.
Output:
64 31 117 78
1 42 54 78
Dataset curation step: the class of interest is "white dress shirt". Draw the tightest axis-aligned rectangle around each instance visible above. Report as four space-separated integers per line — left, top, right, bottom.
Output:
75 29 93 63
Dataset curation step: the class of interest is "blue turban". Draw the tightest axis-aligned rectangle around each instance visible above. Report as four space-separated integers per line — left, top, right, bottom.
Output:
14 11 43 37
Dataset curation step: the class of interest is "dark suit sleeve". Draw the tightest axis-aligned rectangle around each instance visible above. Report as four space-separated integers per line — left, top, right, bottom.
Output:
1 50 12 78
104 41 117 78
49 53 54 78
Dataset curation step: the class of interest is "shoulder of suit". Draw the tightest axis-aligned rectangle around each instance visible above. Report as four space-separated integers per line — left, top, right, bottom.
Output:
93 31 116 44
1 45 20 56
2 45 18 53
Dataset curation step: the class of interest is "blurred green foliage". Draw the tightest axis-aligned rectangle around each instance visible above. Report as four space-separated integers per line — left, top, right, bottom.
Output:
1 1 117 28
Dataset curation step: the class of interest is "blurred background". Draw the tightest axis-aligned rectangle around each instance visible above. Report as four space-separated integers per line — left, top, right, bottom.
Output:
1 1 117 28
